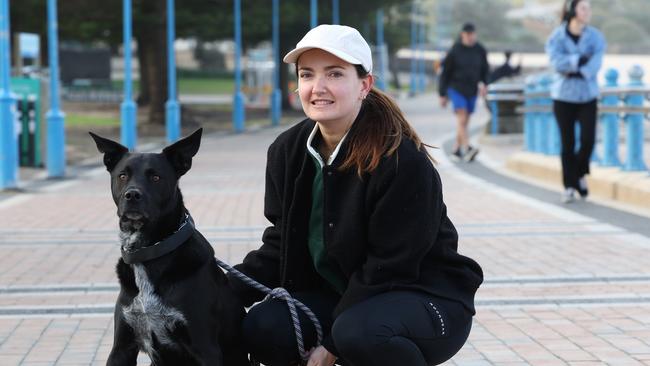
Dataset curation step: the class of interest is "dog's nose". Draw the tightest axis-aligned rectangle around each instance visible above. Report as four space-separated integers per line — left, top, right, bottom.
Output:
123 188 143 202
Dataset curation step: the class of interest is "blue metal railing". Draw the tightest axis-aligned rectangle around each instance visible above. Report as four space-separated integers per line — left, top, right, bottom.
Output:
487 66 650 174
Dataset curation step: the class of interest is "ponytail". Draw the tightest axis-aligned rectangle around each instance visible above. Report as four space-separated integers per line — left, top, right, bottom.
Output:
340 72 435 176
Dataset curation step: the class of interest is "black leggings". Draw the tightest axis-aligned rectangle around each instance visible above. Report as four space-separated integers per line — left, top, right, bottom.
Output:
552 99 598 189
241 290 472 366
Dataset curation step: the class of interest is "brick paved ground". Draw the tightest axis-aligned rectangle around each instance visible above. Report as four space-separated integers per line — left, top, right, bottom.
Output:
1 94 649 365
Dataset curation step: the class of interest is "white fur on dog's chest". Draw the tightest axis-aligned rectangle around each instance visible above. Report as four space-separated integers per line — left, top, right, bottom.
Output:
122 263 187 357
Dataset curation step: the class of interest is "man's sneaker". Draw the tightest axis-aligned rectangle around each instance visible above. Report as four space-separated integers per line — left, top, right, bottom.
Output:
464 146 479 162
577 176 589 199
561 188 577 203
450 148 463 162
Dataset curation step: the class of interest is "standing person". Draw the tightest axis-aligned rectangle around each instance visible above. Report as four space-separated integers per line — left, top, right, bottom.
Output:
227 24 483 366
546 0 605 203
438 22 489 162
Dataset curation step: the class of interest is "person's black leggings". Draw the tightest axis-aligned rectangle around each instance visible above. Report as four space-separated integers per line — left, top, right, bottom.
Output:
241 290 473 366
552 99 598 189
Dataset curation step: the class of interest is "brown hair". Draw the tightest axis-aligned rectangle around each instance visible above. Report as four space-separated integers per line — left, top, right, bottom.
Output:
339 65 435 176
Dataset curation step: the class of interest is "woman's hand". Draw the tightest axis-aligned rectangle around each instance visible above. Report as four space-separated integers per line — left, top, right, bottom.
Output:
307 346 337 366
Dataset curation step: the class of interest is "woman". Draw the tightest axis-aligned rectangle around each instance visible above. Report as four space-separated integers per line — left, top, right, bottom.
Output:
546 0 606 203
228 24 483 366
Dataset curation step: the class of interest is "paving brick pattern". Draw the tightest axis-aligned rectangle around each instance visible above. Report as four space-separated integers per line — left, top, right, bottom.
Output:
1 95 649 365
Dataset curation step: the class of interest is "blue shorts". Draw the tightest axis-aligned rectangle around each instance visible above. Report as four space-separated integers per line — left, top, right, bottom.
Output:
447 87 477 114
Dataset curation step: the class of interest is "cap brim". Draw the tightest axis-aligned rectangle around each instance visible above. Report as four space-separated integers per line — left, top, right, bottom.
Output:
283 45 365 69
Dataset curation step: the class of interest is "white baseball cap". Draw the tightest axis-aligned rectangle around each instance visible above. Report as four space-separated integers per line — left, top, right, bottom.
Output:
283 24 373 73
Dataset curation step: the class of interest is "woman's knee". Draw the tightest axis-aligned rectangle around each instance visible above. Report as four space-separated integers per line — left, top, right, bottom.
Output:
241 301 299 365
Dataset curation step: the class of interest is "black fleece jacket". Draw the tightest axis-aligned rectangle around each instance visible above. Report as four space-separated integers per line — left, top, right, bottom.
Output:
228 117 483 347
439 41 489 98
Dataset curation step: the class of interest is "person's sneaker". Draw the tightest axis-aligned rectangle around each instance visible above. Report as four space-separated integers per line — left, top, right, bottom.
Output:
577 176 589 199
450 148 463 162
464 145 479 162
561 188 577 203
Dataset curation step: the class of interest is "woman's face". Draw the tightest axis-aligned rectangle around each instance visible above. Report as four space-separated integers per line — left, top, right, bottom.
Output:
574 0 591 24
297 49 372 129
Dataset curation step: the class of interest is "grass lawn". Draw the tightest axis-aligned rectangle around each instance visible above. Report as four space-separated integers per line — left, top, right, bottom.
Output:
112 77 235 95
66 113 120 127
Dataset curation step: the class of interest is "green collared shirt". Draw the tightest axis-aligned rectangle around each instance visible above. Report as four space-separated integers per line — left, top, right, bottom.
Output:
306 125 348 294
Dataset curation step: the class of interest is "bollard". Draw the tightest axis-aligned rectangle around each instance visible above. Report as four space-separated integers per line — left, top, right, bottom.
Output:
539 74 555 155
622 65 647 171
599 68 621 167
523 75 536 152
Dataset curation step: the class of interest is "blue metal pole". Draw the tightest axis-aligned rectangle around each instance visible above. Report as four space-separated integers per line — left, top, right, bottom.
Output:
539 74 553 155
332 0 339 25
409 1 417 96
310 0 318 28
418 20 426 93
490 99 499 136
623 65 646 171
0 0 17 189
121 0 137 150
232 0 245 132
270 0 281 126
165 0 180 143
46 0 66 178
600 68 621 167
375 9 386 91
523 75 536 152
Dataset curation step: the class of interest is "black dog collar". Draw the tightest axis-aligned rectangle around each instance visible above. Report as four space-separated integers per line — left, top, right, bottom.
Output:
121 213 195 264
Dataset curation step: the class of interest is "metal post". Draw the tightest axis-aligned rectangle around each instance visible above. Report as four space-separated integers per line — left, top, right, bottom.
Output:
270 0 281 126
331 0 339 25
489 98 499 136
165 0 180 143
375 9 386 91
623 65 646 171
409 1 417 96
600 68 621 167
121 0 137 150
523 75 536 152
0 0 17 188
539 74 554 155
232 0 245 132
46 0 66 178
310 0 318 28
418 19 426 93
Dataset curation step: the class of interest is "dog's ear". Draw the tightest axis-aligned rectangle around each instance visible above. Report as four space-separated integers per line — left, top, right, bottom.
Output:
162 128 202 177
89 132 129 172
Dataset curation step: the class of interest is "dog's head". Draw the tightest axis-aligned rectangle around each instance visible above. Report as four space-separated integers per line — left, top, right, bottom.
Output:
89 129 202 235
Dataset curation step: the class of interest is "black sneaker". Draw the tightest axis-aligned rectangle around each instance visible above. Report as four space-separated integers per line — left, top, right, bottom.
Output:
450 148 463 162
577 177 588 199
464 146 479 162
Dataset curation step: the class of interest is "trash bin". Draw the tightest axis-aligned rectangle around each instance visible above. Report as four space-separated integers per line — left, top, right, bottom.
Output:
486 82 525 134
10 77 42 167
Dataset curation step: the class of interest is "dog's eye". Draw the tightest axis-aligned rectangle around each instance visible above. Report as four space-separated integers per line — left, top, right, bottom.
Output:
119 174 128 181
151 175 160 182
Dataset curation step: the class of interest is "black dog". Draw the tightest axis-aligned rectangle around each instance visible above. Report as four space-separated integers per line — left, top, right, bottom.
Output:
90 129 249 366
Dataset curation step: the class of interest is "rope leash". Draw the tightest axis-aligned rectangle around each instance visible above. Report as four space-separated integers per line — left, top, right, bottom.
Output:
214 258 323 361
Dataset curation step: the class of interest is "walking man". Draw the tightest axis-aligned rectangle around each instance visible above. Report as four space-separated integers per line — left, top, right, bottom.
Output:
438 22 489 162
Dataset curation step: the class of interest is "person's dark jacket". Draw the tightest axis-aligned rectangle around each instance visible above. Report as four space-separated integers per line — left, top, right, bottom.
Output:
228 116 483 336
439 41 489 98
